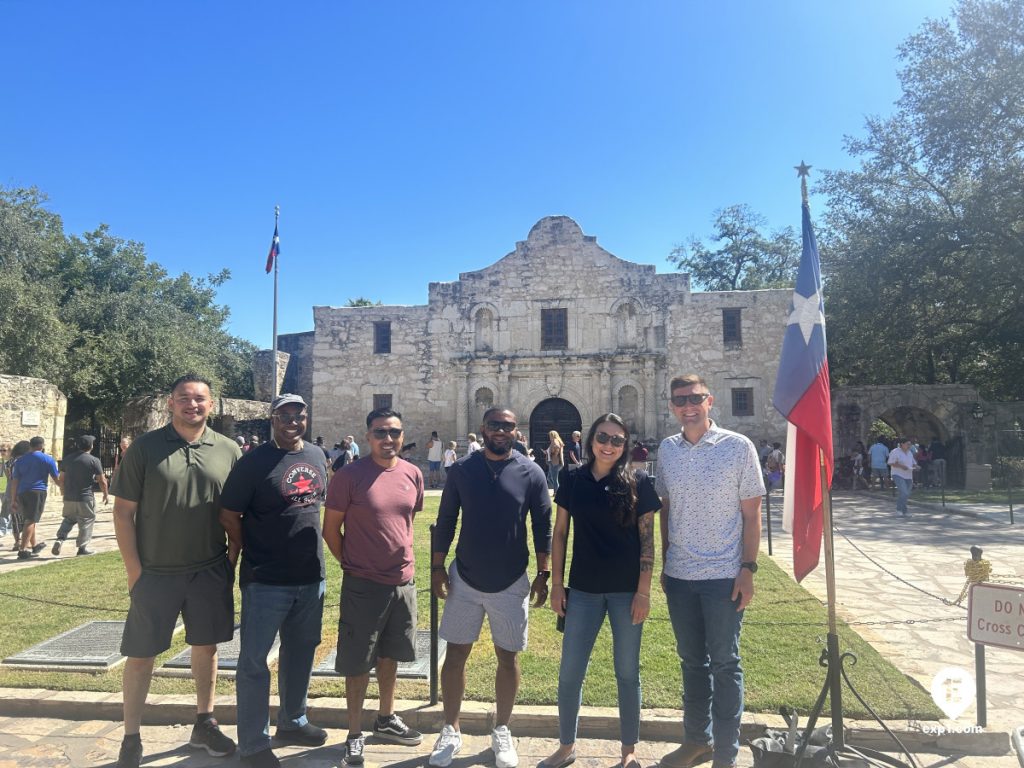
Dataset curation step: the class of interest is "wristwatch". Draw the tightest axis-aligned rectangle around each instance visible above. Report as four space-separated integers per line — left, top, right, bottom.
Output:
537 570 551 580
740 561 758 573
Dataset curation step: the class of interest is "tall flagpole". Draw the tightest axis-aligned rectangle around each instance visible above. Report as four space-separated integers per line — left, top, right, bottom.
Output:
272 205 280 398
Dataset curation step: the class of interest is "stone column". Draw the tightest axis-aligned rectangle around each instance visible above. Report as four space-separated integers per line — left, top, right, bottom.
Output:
456 369 468 444
644 358 658 441
600 361 611 413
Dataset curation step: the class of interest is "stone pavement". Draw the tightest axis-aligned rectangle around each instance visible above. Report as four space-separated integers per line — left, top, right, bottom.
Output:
766 489 1024 735
0 493 118 573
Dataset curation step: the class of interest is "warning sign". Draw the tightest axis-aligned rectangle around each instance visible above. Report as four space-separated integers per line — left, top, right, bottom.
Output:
967 583 1024 651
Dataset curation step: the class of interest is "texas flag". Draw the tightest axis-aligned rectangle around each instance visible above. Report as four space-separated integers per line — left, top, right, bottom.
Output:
771 192 833 582
265 222 280 273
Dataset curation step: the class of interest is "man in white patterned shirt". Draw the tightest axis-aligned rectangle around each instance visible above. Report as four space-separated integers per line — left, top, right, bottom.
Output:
655 374 765 768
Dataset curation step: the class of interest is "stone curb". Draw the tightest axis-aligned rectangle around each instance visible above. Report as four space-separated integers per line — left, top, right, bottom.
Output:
0 688 1010 757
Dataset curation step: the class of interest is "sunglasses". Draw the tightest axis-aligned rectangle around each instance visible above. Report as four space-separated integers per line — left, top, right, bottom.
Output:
594 432 627 448
671 393 711 406
370 427 404 440
486 421 517 433
273 413 307 424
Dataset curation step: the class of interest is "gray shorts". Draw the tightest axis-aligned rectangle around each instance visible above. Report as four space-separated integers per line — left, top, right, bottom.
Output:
439 563 530 652
121 558 235 658
336 573 417 676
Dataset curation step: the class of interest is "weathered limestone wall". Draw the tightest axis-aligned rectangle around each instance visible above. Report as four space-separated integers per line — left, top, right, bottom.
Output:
0 374 68 457
252 350 291 402
309 216 791 452
119 395 270 442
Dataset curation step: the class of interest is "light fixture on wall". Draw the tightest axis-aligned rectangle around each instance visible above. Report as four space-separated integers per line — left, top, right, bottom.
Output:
971 403 984 421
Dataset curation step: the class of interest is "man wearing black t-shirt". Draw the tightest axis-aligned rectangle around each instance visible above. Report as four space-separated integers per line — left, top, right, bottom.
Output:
220 394 329 768
53 434 108 556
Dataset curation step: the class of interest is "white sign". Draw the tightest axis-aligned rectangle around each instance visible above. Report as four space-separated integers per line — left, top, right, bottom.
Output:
20 410 40 427
967 583 1024 651
929 667 975 720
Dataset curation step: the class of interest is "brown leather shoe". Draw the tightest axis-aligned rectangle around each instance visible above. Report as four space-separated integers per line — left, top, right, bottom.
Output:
660 742 713 768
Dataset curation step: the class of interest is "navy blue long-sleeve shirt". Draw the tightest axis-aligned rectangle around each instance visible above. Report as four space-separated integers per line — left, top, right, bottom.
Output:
433 450 552 592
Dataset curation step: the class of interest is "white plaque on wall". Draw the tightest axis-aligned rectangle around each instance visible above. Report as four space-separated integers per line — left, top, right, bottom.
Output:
21 410 41 427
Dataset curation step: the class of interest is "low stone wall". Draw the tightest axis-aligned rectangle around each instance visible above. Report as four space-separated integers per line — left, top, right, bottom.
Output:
0 374 68 457
119 395 272 442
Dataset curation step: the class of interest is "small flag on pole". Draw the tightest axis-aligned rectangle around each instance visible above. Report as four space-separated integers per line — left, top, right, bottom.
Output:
265 222 280 273
772 162 833 582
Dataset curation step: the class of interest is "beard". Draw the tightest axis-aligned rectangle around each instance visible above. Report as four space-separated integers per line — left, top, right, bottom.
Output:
483 434 512 456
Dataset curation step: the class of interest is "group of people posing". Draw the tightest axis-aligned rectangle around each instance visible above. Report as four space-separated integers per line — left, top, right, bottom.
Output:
110 372 765 768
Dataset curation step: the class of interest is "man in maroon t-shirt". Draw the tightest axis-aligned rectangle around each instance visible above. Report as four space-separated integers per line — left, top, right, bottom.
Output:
323 408 425 766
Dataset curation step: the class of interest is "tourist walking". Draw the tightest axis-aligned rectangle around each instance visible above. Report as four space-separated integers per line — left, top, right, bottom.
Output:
10 436 60 560
542 414 659 768
323 408 425 765
52 435 108 556
110 374 241 768
429 407 552 768
2 441 30 549
546 430 564 492
888 438 918 518
219 394 330 768
656 374 765 768
868 438 890 490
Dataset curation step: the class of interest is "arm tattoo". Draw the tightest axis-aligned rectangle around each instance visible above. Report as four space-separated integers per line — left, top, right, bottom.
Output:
638 513 655 570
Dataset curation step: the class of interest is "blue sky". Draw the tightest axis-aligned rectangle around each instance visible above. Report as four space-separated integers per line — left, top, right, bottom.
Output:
3 1 953 347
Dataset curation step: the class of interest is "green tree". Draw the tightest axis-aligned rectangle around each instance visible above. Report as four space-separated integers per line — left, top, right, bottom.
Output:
820 0 1024 399
0 186 257 426
345 296 382 306
669 204 800 291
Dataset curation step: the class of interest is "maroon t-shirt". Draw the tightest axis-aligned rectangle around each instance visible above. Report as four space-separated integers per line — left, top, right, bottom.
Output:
325 456 424 585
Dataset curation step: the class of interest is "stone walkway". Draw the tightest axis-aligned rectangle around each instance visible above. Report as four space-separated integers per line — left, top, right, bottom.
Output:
766 489 1024 735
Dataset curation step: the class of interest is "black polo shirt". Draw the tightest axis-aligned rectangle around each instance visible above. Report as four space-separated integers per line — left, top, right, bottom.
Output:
555 465 660 594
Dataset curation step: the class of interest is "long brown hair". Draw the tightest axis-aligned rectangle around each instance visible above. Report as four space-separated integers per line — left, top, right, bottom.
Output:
583 413 638 528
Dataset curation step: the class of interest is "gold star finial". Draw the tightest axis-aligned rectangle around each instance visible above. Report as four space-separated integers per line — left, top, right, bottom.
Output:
795 161 812 203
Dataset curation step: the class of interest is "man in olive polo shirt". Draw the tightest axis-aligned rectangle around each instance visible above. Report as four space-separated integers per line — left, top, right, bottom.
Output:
111 373 242 768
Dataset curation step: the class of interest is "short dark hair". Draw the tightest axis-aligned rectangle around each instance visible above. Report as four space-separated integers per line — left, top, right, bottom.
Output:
29 436 45 449
669 374 708 393
170 373 213 394
366 408 402 428
482 406 515 424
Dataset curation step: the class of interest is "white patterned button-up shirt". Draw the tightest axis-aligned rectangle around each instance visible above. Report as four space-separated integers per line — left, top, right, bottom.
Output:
656 422 765 580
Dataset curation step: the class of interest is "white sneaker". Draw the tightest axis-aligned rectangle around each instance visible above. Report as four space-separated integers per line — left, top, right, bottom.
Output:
491 725 518 768
429 724 463 768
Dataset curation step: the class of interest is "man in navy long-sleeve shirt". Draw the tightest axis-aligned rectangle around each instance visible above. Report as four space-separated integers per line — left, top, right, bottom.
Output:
429 407 552 768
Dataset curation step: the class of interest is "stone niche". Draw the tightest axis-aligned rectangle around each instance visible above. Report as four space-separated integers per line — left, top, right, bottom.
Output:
0 374 68 457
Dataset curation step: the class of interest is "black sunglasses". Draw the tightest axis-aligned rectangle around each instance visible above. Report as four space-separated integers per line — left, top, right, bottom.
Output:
594 432 627 447
671 393 711 406
370 427 404 440
273 412 307 424
486 421 517 433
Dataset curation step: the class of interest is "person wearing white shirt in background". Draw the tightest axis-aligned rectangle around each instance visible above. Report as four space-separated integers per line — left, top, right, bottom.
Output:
887 438 918 518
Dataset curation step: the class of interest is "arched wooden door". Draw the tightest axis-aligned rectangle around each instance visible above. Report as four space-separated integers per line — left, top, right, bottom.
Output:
529 398 582 459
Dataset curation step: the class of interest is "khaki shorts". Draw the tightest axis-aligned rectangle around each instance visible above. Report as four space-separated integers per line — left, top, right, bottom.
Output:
335 573 417 676
120 558 235 658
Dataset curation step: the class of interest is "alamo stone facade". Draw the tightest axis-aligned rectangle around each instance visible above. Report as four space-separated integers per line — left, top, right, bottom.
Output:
279 216 792 456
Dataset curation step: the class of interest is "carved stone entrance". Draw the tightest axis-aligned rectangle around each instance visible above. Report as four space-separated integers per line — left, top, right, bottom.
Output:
529 398 582 459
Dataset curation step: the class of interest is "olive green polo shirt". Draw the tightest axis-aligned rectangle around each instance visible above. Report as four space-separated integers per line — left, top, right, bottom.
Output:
110 423 242 574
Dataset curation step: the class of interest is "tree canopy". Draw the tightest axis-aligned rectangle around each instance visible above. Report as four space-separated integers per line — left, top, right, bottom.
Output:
819 0 1024 399
669 204 800 291
0 186 256 427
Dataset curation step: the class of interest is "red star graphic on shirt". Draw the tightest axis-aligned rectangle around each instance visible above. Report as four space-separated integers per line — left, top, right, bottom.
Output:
291 474 314 494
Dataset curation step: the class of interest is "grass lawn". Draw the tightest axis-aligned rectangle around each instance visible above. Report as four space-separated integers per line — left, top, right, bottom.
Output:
910 486 1018 507
0 497 940 719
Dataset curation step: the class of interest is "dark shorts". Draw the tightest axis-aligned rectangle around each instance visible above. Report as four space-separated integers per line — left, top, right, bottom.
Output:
17 491 47 523
336 573 416 676
428 461 441 471
121 558 235 658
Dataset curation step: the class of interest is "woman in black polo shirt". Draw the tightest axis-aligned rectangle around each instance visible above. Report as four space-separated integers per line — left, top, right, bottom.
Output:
542 413 660 768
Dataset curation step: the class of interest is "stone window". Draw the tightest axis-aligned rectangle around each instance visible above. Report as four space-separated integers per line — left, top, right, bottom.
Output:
373 393 393 411
541 308 568 350
653 325 666 349
731 387 754 417
722 309 742 347
373 321 392 354
474 387 494 409
616 303 638 349
475 308 494 352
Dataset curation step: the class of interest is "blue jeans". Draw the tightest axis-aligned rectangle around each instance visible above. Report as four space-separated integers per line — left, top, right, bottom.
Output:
663 577 744 765
236 580 325 756
557 589 642 746
548 465 561 492
894 476 912 514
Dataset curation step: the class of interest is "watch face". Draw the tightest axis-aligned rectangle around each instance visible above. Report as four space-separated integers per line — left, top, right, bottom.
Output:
742 561 758 573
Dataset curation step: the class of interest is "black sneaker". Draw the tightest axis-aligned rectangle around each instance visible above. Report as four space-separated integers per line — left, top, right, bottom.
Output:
77 546 95 556
116 737 143 768
52 539 63 555
32 542 46 554
240 748 281 768
345 733 366 766
274 721 327 746
189 717 236 756
373 713 423 745
17 550 38 560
